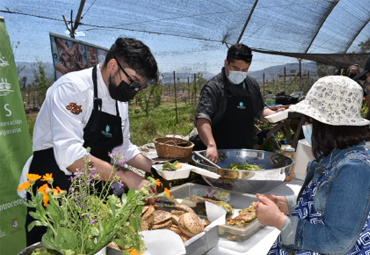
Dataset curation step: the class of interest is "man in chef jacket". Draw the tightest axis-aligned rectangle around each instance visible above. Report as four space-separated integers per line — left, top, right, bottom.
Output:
19 37 159 245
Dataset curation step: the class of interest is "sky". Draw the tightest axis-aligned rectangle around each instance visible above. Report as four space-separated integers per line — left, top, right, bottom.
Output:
1 3 306 75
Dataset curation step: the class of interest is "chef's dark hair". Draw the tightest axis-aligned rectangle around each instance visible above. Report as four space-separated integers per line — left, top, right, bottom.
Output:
227 44 253 63
104 37 159 82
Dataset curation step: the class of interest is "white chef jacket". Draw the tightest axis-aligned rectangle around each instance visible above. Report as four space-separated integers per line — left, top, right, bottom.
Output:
18 63 141 199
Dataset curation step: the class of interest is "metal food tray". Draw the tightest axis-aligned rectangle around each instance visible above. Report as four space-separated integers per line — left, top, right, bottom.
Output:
170 183 264 243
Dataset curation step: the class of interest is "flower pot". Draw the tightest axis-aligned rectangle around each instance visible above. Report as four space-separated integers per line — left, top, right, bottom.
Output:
17 242 107 255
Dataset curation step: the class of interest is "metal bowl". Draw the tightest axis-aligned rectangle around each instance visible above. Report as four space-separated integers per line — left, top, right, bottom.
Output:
192 149 294 194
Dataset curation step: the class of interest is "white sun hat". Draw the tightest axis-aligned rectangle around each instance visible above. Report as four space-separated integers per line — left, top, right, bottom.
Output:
289 75 370 126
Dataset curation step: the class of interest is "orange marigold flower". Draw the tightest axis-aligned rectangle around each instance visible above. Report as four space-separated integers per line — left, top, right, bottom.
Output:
38 184 50 206
52 186 63 195
155 179 161 187
42 194 49 207
164 187 170 199
41 173 53 181
26 173 41 181
128 248 143 255
38 183 50 193
17 180 31 192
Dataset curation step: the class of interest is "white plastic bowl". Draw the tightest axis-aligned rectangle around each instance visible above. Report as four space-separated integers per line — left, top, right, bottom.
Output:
152 163 191 180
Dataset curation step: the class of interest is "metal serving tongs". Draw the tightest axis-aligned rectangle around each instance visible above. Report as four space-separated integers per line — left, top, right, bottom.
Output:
193 151 221 169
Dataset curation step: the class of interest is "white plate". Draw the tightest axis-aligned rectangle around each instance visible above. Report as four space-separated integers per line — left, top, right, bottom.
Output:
265 110 289 123
152 163 191 180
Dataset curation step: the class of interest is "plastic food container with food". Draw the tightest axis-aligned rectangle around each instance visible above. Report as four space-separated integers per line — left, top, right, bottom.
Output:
151 163 191 180
219 217 264 242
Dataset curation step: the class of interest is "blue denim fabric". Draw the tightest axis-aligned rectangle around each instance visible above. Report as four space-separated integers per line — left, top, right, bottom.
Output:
270 141 370 255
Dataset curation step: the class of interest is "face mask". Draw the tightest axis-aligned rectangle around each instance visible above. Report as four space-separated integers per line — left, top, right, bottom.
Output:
349 73 357 79
108 79 138 102
227 70 248 84
302 124 313 146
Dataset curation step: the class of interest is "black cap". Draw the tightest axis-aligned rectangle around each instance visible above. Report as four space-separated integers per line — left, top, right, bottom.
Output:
354 56 370 81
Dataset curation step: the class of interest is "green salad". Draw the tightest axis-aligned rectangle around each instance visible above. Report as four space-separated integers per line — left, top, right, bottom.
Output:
161 161 182 171
225 161 262 170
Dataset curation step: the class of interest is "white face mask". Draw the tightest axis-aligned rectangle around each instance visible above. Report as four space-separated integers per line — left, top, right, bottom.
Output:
227 70 248 84
302 124 313 146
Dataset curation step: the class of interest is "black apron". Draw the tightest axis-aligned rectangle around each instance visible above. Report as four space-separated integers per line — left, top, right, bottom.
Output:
212 84 255 149
26 66 124 245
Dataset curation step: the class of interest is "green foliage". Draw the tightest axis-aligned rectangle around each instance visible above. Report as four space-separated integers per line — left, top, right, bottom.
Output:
129 103 195 146
21 152 165 255
134 81 163 117
359 39 370 53
32 61 54 106
176 72 205 105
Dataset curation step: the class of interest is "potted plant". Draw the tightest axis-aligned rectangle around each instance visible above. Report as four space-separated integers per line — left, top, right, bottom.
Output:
17 150 170 255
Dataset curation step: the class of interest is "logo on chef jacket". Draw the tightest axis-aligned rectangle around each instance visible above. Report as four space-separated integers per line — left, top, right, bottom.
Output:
0 78 14 96
102 125 112 138
237 102 245 109
66 103 82 114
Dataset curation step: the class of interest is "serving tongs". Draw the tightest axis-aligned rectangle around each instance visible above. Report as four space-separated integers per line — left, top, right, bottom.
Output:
192 151 221 169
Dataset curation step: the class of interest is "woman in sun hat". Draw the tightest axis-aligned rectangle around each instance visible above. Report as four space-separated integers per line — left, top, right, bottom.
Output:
255 75 370 254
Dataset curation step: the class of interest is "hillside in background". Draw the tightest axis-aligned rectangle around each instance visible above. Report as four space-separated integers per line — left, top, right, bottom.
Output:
16 61 319 87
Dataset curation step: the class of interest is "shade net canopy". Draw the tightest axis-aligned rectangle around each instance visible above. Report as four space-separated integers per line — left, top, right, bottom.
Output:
2 0 370 68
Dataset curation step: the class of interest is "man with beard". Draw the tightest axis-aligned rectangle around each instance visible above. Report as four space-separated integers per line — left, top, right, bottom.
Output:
19 37 159 245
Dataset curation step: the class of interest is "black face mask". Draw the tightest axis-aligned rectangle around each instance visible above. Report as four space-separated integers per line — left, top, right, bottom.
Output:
109 80 138 102
349 73 357 79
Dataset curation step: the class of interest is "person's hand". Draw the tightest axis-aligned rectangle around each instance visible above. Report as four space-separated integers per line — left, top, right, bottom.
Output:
255 194 287 230
118 170 157 205
257 193 290 214
206 145 218 164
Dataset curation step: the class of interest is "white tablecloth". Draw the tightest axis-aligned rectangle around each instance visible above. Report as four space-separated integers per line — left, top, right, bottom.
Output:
206 178 304 255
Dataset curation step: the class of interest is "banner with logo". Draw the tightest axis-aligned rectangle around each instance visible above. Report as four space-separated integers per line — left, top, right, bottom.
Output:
49 32 108 80
0 17 33 254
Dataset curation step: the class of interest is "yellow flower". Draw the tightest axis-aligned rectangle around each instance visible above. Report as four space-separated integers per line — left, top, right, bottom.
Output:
164 188 170 199
41 173 53 182
17 180 31 192
155 179 161 187
38 184 51 206
26 173 41 182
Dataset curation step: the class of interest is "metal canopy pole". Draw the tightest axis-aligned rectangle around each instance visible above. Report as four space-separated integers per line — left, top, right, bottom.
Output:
236 0 259 44
304 0 338 53
344 18 370 53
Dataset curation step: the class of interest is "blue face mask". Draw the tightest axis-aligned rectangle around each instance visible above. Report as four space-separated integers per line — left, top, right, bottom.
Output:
302 124 313 146
227 70 248 84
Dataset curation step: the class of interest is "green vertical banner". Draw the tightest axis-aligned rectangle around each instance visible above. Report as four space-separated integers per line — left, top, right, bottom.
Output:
0 17 33 254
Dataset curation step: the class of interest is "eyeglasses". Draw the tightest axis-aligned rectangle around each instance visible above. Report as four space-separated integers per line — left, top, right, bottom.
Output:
114 56 148 90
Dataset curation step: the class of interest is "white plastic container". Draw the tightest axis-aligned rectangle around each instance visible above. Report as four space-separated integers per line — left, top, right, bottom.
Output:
294 139 315 180
265 110 289 123
151 163 191 180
